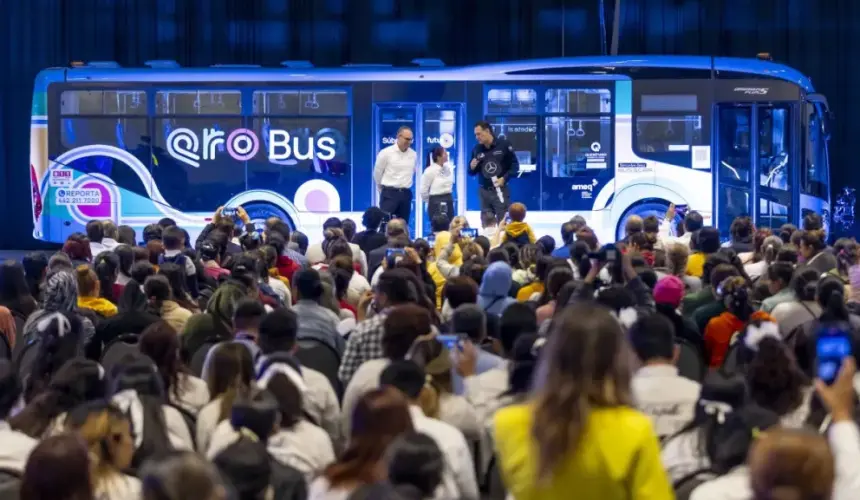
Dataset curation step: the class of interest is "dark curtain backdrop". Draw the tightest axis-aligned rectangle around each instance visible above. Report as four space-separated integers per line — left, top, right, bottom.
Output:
0 0 857 249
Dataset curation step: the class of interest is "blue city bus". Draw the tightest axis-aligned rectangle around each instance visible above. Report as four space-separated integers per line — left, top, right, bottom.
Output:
28 56 831 244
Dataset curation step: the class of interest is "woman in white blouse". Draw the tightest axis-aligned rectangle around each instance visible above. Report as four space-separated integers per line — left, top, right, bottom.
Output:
421 146 455 221
138 321 210 415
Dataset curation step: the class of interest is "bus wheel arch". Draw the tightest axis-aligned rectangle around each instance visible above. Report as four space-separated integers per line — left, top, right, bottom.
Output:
223 190 301 232
240 202 295 231
614 198 683 241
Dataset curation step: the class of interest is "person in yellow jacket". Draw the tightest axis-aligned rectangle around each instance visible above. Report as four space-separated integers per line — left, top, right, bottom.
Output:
493 304 673 500
501 202 536 246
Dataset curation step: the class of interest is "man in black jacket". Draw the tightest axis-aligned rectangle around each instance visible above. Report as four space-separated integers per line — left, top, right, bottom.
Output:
367 218 411 277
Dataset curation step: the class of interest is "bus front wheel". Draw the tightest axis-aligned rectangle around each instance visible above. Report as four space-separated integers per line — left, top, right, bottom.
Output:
615 200 683 241
241 202 295 231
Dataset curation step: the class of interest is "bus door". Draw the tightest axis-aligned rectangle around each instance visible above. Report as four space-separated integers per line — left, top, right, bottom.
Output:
714 102 797 237
374 103 463 236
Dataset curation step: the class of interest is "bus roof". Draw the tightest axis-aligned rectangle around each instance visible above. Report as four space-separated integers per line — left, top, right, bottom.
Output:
35 55 815 93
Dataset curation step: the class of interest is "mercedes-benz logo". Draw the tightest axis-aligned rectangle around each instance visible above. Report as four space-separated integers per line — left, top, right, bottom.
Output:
484 161 499 175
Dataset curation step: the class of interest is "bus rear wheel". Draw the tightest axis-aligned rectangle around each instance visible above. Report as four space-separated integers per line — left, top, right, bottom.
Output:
241 202 295 231
615 200 682 241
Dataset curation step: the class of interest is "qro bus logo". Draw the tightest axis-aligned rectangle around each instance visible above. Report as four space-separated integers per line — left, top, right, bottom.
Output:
167 128 337 168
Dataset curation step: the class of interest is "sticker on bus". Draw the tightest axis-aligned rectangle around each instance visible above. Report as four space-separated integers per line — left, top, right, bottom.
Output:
50 170 73 187
692 146 711 170
56 188 101 206
618 162 651 173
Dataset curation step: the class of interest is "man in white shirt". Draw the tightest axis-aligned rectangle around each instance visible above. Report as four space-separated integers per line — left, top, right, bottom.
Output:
380 360 480 500
86 219 109 256
374 126 417 224
100 220 120 250
629 313 701 440
659 203 704 249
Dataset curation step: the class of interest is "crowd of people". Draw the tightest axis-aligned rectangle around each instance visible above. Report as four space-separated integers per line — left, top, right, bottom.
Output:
0 201 859 500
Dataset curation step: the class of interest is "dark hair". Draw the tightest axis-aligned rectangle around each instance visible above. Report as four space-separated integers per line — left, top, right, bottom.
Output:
239 231 262 252
730 216 754 241
383 304 431 359
507 333 546 396
442 276 479 309
430 214 450 233
451 304 487 342
0 360 21 419
293 268 324 301
161 226 184 251
751 229 773 263
642 215 660 234
146 241 164 265
747 337 808 417
20 434 94 500
323 217 342 231
818 275 850 323
800 229 827 253
719 276 753 321
385 432 445 498
803 213 823 231
233 299 266 332
229 388 280 444
157 263 195 310
116 279 150 315
143 224 163 243
114 244 134 279
710 263 740 292
265 372 304 430
377 269 416 306
23 312 85 401
265 218 291 242
684 211 704 233
539 266 574 306
117 225 137 245
767 261 794 288
206 343 255 422
560 222 577 246
791 267 820 302
85 219 105 243
131 261 156 285
833 237 858 277
628 312 675 362
258 308 298 354
93 251 120 303
430 145 446 164
0 259 33 305
499 303 537 354
695 227 722 254
487 247 509 265
777 245 800 264
22 253 49 300
144 275 172 313
139 451 224 500
138 321 187 402
109 356 174 466
668 372 748 461
342 219 357 241
157 217 176 229
629 231 657 252
324 388 414 488
536 235 556 256
778 223 798 244
474 120 493 133
362 207 386 232
12 358 105 438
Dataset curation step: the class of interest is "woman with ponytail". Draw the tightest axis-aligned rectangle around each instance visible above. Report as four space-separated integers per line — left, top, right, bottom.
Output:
196 342 255 454
212 389 307 500
494 304 672 499
91 279 161 358
66 401 140 500
408 338 481 441
76 264 118 318
113 244 135 297
144 274 192 334
92 251 121 305
744 233 782 281
703 276 773 368
771 268 822 338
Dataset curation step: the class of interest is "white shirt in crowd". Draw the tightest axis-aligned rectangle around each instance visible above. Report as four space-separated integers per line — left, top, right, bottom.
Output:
306 242 369 277
90 239 118 257
632 364 701 439
661 428 710 484
438 393 482 443
408 405 480 500
196 396 227 454
168 373 210 416
373 144 417 189
94 473 142 500
0 421 37 473
295 364 344 451
163 404 195 451
163 248 196 277
206 418 335 484
771 300 821 337
341 359 390 438
420 162 455 199
267 277 292 305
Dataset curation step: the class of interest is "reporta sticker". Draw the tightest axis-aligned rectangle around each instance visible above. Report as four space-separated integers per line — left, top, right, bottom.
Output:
49 169 73 187
56 188 101 206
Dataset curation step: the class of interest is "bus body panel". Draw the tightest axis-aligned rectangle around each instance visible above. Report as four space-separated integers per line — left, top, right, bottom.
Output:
29 57 827 245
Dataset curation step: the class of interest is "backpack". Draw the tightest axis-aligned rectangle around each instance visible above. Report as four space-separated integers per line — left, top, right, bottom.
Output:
159 252 188 269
